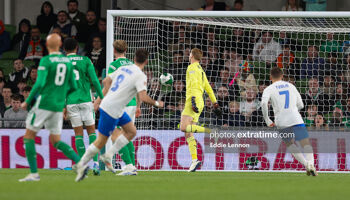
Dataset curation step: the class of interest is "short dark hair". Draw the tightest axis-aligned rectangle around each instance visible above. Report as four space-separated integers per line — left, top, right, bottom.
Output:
234 0 243 5
86 10 96 14
11 94 23 102
3 84 12 91
67 0 79 6
63 38 78 52
270 67 283 79
135 48 149 64
99 18 106 23
23 86 32 92
31 26 40 31
58 10 68 17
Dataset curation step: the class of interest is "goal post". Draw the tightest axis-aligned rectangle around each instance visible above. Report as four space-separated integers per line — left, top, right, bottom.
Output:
106 10 350 172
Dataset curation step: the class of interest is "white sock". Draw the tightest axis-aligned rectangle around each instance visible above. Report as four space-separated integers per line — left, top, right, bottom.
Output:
303 145 314 165
287 144 307 167
79 144 100 167
105 134 129 159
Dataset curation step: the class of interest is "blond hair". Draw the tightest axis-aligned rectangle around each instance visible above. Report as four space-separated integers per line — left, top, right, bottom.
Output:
191 48 203 61
113 40 127 53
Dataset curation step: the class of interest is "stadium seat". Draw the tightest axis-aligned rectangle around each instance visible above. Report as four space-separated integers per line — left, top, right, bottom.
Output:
1 51 19 60
4 24 16 39
0 59 14 78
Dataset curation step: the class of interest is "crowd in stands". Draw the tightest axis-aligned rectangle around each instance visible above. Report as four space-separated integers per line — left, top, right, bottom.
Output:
0 0 347 130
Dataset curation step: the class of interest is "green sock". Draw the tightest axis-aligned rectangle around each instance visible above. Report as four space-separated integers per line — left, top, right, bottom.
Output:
24 138 38 173
119 145 132 165
89 133 98 163
75 135 85 158
54 141 80 163
127 141 136 166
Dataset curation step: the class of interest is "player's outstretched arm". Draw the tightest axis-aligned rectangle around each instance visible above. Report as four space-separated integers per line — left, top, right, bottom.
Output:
87 59 104 99
137 90 164 108
21 66 48 110
94 76 112 111
261 89 274 127
203 73 222 116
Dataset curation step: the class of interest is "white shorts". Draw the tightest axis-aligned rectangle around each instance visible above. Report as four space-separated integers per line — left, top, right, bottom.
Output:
26 107 63 134
115 106 136 129
66 102 95 128
124 106 136 122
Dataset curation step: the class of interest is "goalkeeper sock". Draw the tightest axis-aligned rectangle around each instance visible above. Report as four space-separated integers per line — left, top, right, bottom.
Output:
185 125 211 133
24 138 38 173
105 135 129 159
119 146 132 165
88 133 99 163
127 141 136 166
75 135 85 158
79 144 100 167
54 141 80 163
287 144 307 166
303 145 314 165
186 136 198 161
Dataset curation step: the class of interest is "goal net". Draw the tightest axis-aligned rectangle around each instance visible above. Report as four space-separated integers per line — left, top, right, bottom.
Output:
107 11 350 172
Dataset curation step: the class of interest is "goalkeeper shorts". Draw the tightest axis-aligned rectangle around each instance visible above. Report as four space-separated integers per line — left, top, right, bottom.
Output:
181 98 204 123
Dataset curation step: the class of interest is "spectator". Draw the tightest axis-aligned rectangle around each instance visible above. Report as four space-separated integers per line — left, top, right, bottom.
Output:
0 20 11 58
321 74 335 97
239 87 260 123
164 80 185 112
78 10 98 43
8 59 29 91
217 86 231 111
11 18 31 52
225 101 245 127
320 32 341 53
85 18 106 52
22 86 32 101
230 28 250 58
3 94 27 128
168 51 186 81
282 0 303 11
328 107 348 127
200 0 229 11
215 68 230 89
300 46 325 79
2 85 12 112
19 26 47 62
314 114 328 129
345 98 350 117
304 104 317 126
303 0 327 11
225 49 243 77
50 10 77 39
86 36 106 77
332 83 347 112
67 0 86 37
0 77 5 117
257 80 269 101
252 31 282 64
36 1 57 34
325 52 342 81
26 66 38 87
284 74 296 85
301 77 330 116
278 31 300 51
232 0 244 11
276 45 297 76
17 80 27 96
237 65 259 97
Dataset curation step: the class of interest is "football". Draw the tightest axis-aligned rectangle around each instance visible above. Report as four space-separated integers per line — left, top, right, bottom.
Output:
159 73 174 86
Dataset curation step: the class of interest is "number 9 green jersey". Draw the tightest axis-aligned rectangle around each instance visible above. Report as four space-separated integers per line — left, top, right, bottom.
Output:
25 53 77 112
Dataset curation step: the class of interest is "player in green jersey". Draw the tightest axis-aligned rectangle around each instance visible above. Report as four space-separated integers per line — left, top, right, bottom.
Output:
107 40 140 175
19 34 83 182
63 38 104 176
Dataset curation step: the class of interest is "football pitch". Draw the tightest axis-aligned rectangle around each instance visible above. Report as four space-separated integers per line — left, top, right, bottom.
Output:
1 169 349 200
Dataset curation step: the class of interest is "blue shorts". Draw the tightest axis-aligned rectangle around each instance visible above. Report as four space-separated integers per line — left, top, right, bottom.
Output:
279 124 309 142
97 108 132 137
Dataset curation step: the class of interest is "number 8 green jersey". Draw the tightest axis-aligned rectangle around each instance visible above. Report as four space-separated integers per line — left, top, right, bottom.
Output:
25 53 77 112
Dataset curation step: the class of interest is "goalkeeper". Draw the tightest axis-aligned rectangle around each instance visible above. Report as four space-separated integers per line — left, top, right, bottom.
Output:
180 48 221 172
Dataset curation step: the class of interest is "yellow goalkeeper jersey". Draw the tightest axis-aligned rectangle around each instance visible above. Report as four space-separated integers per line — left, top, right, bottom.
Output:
185 62 217 103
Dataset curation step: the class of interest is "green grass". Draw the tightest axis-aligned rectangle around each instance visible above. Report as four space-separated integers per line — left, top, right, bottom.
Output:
1 169 350 200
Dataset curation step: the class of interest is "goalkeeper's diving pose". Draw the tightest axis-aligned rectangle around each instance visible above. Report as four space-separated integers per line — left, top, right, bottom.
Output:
180 48 221 172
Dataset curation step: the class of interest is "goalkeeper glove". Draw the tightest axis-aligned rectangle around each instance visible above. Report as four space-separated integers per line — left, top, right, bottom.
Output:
191 96 199 113
213 103 222 117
